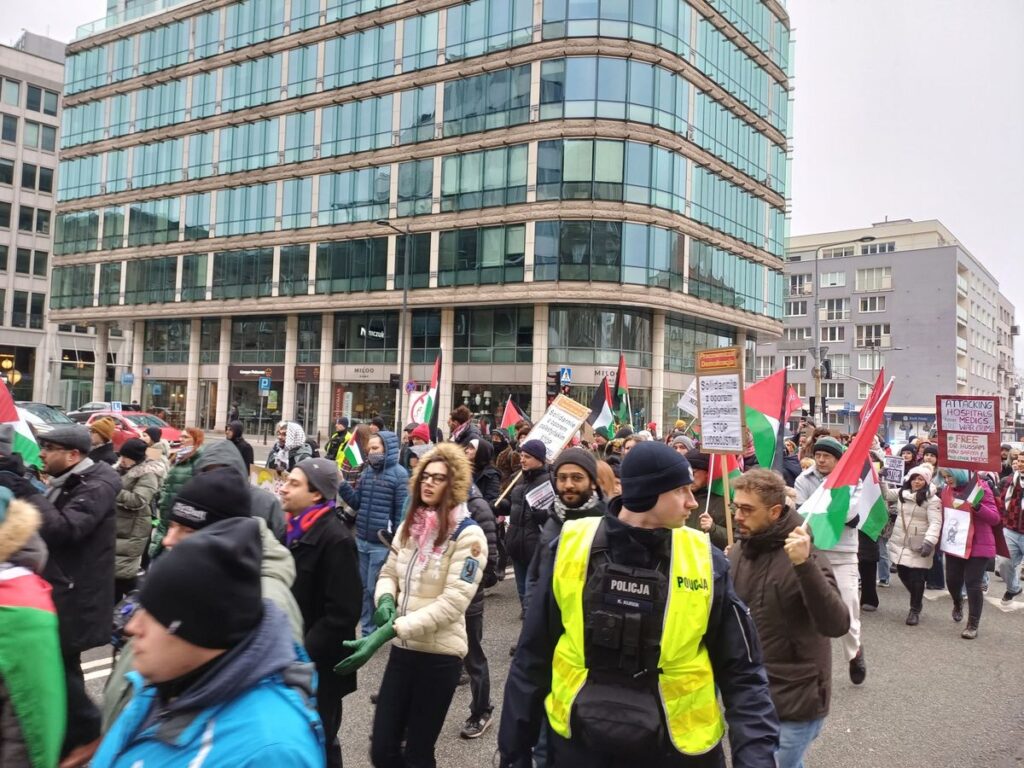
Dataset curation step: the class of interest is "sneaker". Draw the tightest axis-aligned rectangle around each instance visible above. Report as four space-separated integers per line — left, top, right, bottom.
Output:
460 713 493 739
905 609 920 626
849 648 866 685
952 603 964 623
861 604 877 612
1001 589 1022 606
877 580 891 588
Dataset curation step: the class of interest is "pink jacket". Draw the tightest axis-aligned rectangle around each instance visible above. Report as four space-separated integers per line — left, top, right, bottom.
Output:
965 484 1001 559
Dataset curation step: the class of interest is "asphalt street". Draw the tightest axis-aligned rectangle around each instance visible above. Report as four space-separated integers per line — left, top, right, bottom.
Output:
84 568 1024 767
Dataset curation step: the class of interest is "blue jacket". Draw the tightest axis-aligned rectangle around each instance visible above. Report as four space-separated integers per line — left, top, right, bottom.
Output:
339 430 409 543
93 602 324 768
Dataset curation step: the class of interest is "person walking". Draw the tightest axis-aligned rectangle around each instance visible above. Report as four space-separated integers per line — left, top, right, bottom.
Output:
997 462 1024 605
335 443 487 768
496 439 549 614
87 418 118 466
448 405 482 447
467 438 502 505
150 427 204 559
887 465 942 625
682 450 730 550
268 421 313 473
939 468 1001 639
730 469 850 768
112 439 163 602
37 425 121 767
281 458 362 767
324 417 350 461
225 419 254 470
338 430 408 638
92 518 325 767
498 441 778 767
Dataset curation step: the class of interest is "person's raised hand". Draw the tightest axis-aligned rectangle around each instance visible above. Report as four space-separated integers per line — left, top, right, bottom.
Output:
784 526 811 566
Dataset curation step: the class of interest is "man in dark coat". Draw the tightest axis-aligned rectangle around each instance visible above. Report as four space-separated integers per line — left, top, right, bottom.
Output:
281 458 362 768
729 469 849 768
87 417 118 466
38 425 121 765
324 417 350 461
226 419 254 470
684 450 730 550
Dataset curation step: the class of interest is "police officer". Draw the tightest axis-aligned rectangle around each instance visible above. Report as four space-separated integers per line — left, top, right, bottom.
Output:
498 441 778 767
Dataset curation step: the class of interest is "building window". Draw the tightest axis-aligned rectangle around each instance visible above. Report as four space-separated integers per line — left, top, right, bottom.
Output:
50 264 95 309
784 327 810 341
855 266 892 291
212 247 273 300
783 355 807 371
443 65 531 137
664 315 735 373
297 314 321 363
858 352 885 370
855 324 891 349
542 0 694 63
322 94 394 157
219 119 279 174
315 237 388 293
181 253 208 302
1 78 19 106
324 24 396 89
0 201 9 228
139 20 189 74
820 246 853 259
327 0 396 23
784 300 807 317
287 44 318 98
135 80 186 132
32 251 47 277
548 306 652 367
823 298 849 321
446 0 533 60
132 138 184 189
1 114 15 142
0 158 11 185
221 53 282 113
397 159 434 217
858 382 873 400
318 167 391 225
284 111 315 164
829 354 850 376
200 318 220 363
454 307 533 363
279 245 310 297
754 356 774 379
282 179 312 229
230 316 286 364
215 184 276 236
0 245 6 269
15 248 30 274
187 132 215 179
822 383 845 399
399 86 435 145
124 257 176 305
861 241 895 254
333 311 398 363
224 0 285 50
143 319 190 364
438 224 525 286
394 233 431 289
98 262 121 306
819 271 846 288
440 144 527 212
787 274 811 296
410 309 442 363
859 296 886 313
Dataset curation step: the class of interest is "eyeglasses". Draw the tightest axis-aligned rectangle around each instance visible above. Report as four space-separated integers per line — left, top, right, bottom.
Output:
421 471 449 485
728 503 761 515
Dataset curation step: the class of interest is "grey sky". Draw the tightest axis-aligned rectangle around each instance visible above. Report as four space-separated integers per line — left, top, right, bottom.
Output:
4 1 1024 323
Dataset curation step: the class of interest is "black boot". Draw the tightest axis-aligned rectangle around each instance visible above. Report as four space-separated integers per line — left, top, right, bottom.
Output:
905 609 920 626
961 620 979 639
952 600 963 623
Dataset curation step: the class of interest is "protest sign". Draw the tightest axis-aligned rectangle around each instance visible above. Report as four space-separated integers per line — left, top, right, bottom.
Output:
696 347 745 455
522 394 591 462
935 395 1000 472
882 456 906 485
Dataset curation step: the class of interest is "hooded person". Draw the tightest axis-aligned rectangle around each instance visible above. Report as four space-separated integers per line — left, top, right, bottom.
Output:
194 439 287 542
267 421 313 473
113 439 163 601
92 518 325 768
101 467 304 732
0 487 67 768
225 420 254 470
468 438 502 505
339 430 408 638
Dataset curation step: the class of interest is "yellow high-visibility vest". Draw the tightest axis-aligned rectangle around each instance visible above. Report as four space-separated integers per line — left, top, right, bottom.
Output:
544 517 725 754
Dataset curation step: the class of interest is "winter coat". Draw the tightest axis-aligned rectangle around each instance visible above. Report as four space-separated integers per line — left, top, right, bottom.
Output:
151 447 202 558
267 440 312 473
729 508 850 722
89 441 117 466
689 487 730 550
888 488 942 569
339 431 409 544
195 442 286 542
450 421 482 448
227 420 254 469
92 604 324 768
114 460 162 580
1001 472 1024 533
324 429 349 461
101 518 304 734
497 467 550 564
289 506 362 695
526 496 609 598
781 453 802 487
794 466 858 556
951 483 1002 560
465 484 499 617
375 505 486 659
41 459 120 653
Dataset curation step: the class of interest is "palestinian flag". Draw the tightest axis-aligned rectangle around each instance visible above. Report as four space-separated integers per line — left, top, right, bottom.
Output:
587 377 614 434
613 354 631 427
743 369 788 472
0 565 66 768
963 481 985 508
859 368 886 421
855 460 889 540
785 386 803 419
342 432 363 469
500 396 526 439
709 453 741 498
799 377 894 549
409 352 441 434
0 384 40 469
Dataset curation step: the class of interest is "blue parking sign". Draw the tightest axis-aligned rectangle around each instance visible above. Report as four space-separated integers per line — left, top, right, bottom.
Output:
259 376 271 393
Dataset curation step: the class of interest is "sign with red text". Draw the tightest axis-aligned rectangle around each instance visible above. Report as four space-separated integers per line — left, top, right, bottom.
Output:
935 395 1000 472
696 346 745 455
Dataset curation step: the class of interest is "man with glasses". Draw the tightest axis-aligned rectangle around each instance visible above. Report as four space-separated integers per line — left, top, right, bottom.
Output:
729 469 849 768
37 425 121 767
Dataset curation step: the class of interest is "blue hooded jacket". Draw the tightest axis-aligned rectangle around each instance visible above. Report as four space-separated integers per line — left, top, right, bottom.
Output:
338 430 409 543
92 602 324 768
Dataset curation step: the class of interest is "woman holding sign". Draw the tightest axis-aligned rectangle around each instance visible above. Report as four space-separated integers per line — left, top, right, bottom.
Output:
888 466 942 625
938 468 1001 639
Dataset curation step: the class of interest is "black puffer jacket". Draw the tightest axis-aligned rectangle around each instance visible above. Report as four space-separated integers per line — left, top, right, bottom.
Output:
40 459 121 653
465 484 499 617
472 440 502 506
496 467 549 564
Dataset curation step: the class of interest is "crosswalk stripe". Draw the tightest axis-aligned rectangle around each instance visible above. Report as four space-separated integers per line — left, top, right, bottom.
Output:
84 668 112 682
82 657 115 671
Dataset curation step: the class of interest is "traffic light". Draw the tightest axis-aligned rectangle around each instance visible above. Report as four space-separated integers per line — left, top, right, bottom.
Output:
821 397 828 421
546 372 559 405
808 396 816 420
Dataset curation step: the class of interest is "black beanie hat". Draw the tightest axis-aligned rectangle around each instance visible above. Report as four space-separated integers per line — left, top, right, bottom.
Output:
169 467 251 530
519 439 548 463
684 450 710 472
144 426 163 445
118 438 148 464
553 448 598 486
139 517 264 649
619 441 693 512
922 444 938 458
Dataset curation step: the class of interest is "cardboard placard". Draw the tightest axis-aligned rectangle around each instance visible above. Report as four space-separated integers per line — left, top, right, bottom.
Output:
522 394 591 462
695 346 745 455
677 379 699 417
250 465 287 497
882 456 906 485
935 395 1000 472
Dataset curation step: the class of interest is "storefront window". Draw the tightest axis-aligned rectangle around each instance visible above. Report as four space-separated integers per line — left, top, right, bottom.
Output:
230 316 286 363
562 384 652 430
143 380 186 428
332 382 395 426
453 384 531 433
143 319 190 364
548 306 651 367
333 312 398 363
664 315 736 374
454 307 533 363
410 309 441 363
298 314 321 364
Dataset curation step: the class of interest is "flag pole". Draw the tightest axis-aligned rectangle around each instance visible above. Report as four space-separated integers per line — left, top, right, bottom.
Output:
495 470 522 506
722 461 734 547
704 454 714 518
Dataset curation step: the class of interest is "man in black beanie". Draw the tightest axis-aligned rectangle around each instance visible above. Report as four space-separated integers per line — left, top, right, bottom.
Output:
500 440 778 768
93 518 325 766
684 450 730 550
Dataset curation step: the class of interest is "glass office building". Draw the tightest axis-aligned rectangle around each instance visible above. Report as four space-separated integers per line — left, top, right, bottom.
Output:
53 0 790 437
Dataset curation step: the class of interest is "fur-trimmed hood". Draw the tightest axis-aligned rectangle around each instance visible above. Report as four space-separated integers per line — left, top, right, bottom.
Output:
407 442 472 507
0 496 41 564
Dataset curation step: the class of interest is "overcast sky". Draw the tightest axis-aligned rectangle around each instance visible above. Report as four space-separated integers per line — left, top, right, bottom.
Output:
4 1 1024 331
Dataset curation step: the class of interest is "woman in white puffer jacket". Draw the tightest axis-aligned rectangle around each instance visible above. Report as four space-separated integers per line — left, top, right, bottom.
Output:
888 465 942 626
369 442 487 767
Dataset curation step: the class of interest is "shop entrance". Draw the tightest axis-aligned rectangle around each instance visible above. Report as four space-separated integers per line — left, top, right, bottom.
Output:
295 381 318 442
197 380 218 430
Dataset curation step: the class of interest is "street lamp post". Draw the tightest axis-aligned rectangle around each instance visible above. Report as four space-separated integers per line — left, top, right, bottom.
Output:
810 235 875 425
376 219 411 432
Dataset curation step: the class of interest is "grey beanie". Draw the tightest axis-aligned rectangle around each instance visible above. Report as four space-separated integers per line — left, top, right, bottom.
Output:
295 458 339 502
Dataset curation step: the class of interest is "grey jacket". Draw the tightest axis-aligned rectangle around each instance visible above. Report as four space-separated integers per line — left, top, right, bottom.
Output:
195 442 286 542
114 460 162 580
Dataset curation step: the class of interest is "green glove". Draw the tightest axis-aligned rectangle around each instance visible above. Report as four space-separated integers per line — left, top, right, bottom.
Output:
373 594 396 628
333 620 396 676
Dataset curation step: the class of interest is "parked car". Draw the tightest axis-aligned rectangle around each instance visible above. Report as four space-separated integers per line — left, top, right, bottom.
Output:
16 402 76 438
84 411 182 450
67 401 112 423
